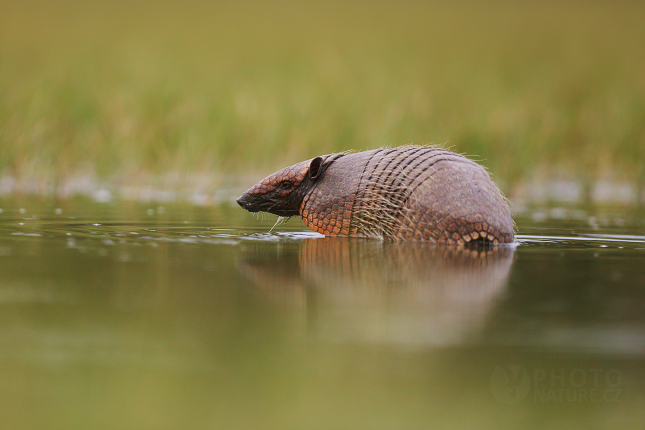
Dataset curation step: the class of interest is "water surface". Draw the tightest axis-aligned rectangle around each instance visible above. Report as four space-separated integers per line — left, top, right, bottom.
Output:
0 197 644 429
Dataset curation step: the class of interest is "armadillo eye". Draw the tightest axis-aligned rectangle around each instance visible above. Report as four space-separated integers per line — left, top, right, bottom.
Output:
280 181 294 191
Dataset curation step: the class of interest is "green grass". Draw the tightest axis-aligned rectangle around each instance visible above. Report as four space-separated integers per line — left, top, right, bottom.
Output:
1 0 644 194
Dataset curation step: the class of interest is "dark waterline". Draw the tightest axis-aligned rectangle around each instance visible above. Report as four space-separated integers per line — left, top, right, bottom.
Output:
0 198 644 429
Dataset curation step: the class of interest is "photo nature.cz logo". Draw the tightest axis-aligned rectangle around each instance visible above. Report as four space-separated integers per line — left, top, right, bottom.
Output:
490 364 622 405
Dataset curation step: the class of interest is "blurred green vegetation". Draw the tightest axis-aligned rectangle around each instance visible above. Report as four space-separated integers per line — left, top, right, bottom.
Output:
1 0 644 192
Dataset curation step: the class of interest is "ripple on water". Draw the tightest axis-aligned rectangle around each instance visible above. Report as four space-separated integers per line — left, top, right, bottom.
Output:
516 233 645 248
0 206 642 250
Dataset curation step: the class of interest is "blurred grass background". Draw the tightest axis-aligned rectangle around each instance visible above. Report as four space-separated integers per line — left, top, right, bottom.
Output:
1 0 644 198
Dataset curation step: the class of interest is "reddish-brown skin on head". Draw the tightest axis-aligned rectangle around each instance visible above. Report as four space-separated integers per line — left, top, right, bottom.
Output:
244 164 309 199
236 158 321 217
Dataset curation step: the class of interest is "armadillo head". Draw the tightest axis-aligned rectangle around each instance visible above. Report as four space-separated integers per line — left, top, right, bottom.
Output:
237 156 325 217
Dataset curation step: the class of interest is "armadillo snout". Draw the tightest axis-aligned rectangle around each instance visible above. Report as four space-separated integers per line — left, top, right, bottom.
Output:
236 193 257 212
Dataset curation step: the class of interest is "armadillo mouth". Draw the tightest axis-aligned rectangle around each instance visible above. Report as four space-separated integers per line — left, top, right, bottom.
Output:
236 194 259 212
236 193 277 214
237 192 301 217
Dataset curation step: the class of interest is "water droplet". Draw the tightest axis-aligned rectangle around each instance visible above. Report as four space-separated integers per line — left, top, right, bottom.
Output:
0 208 3 214
147 209 155 216
269 216 285 233
19 208 26 214
54 208 63 215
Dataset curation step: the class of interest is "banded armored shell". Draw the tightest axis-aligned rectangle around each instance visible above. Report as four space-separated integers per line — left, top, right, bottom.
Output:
237 146 514 244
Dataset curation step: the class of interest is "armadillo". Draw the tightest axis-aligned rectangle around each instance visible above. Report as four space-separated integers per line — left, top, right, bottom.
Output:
237 146 514 244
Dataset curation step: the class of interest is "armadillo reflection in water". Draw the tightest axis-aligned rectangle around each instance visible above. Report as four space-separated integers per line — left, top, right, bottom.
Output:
237 146 515 244
237 238 515 345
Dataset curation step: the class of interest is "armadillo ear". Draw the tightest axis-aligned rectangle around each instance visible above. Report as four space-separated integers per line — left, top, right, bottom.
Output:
309 157 324 180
